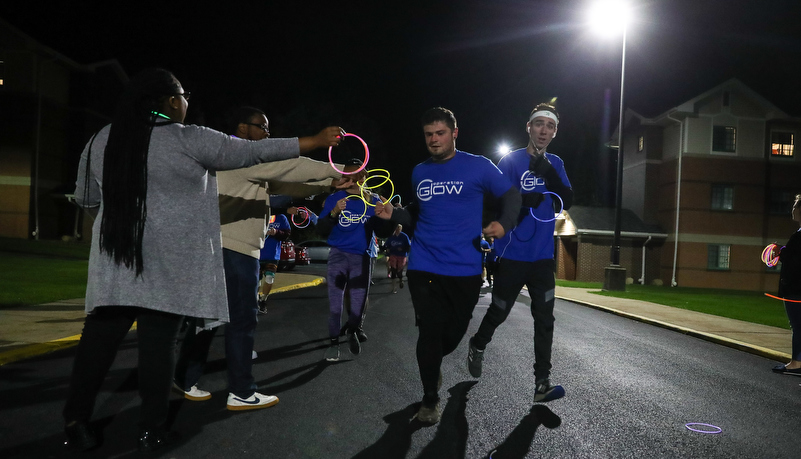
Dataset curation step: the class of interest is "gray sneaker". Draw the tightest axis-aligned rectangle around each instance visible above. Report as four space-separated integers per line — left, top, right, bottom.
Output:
467 338 484 378
325 342 340 362
533 379 565 402
416 401 441 424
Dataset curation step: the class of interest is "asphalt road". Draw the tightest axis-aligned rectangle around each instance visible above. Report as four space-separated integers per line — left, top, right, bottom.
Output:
0 264 798 458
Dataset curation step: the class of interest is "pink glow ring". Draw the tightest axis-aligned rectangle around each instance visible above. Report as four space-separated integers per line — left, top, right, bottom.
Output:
291 207 311 228
761 243 780 267
685 423 722 434
329 133 369 175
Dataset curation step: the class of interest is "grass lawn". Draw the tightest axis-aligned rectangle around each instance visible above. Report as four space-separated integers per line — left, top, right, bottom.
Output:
0 238 89 307
556 280 790 330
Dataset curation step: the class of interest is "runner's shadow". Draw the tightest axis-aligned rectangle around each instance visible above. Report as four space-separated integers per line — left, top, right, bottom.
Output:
482 405 561 459
257 360 348 394
416 380 478 459
351 403 423 459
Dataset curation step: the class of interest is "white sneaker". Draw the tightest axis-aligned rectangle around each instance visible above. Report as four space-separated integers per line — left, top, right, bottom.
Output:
172 382 211 401
226 392 279 411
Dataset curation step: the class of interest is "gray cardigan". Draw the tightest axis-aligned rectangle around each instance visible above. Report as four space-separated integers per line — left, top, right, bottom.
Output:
74 122 299 322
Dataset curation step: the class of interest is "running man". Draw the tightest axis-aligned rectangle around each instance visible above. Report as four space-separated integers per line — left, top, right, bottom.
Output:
374 107 521 424
467 102 573 403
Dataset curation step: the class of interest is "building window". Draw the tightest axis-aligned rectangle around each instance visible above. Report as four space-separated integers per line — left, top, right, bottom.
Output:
708 244 731 270
712 126 736 152
638 135 644 152
770 190 798 214
771 132 794 157
711 185 734 210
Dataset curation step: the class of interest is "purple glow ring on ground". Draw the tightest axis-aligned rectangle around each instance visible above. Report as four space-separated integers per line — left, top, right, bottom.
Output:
685 423 722 434
529 191 564 223
328 133 369 175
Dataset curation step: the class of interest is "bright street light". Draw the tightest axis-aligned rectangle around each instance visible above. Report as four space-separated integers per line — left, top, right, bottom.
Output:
588 0 631 291
498 143 511 156
587 0 631 37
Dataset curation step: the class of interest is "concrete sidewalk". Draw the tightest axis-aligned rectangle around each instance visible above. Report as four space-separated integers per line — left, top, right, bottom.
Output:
0 272 325 366
0 278 791 366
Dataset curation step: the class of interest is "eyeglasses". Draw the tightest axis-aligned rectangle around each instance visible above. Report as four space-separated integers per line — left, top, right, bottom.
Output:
175 91 191 101
245 123 270 135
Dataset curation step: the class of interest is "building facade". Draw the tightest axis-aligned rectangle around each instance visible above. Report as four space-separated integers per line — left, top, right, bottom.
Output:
620 78 800 291
0 18 126 240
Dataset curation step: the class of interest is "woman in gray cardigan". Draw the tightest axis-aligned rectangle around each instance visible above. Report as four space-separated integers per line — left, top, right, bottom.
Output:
62 68 343 453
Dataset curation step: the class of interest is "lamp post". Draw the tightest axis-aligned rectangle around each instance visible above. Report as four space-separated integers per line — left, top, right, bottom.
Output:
589 1 629 291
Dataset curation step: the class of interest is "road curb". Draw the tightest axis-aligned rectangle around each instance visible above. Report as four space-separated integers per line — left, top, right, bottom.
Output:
558 294 791 362
0 278 326 367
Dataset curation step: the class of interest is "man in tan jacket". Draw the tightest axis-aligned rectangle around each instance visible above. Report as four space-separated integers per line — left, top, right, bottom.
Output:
174 106 346 410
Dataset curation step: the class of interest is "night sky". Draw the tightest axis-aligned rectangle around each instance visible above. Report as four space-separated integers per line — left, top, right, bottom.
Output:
3 0 801 205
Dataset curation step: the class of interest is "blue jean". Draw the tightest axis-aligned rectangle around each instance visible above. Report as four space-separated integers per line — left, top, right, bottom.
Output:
223 249 260 398
327 247 371 338
175 249 259 398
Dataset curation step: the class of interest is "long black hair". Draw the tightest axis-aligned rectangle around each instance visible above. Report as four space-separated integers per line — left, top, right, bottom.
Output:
97 68 180 276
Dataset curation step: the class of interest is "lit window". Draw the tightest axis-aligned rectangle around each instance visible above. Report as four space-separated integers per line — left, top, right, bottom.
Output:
711 185 733 211
771 132 794 157
712 126 736 152
708 244 730 270
638 135 644 152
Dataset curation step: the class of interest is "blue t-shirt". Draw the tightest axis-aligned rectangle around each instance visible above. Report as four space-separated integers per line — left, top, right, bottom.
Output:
408 150 512 276
385 232 411 257
321 190 380 256
260 214 290 261
494 148 571 262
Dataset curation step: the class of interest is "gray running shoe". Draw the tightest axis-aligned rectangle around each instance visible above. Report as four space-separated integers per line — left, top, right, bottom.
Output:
325 342 340 362
416 401 441 424
467 338 484 378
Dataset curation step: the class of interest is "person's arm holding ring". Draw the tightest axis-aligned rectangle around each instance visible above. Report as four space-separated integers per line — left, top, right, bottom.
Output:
298 126 346 153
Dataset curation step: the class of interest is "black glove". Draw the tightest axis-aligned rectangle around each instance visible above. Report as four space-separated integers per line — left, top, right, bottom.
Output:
529 154 554 177
521 192 545 208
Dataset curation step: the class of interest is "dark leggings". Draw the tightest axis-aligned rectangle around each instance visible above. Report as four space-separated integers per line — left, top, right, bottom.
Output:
473 258 555 382
408 270 482 404
63 306 183 430
786 301 801 361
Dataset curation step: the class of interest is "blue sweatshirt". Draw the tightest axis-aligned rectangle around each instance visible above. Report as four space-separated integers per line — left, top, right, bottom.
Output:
494 148 571 262
409 150 512 276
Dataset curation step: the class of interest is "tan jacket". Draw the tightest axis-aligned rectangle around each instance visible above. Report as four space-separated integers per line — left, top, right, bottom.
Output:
218 157 341 258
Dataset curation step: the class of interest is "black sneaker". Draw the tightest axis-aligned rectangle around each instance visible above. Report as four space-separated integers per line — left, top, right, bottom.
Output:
534 379 565 402
399 279 404 288
772 364 801 376
467 338 484 378
348 330 362 355
64 421 98 452
356 328 368 342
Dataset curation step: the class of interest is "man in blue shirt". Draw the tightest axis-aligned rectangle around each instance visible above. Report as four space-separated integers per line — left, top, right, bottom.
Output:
375 107 521 424
466 103 573 403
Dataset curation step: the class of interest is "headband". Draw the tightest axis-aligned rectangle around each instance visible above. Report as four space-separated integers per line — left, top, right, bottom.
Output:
529 110 559 125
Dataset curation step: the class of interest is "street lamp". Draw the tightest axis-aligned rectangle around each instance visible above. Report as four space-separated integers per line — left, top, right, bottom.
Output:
588 0 630 291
